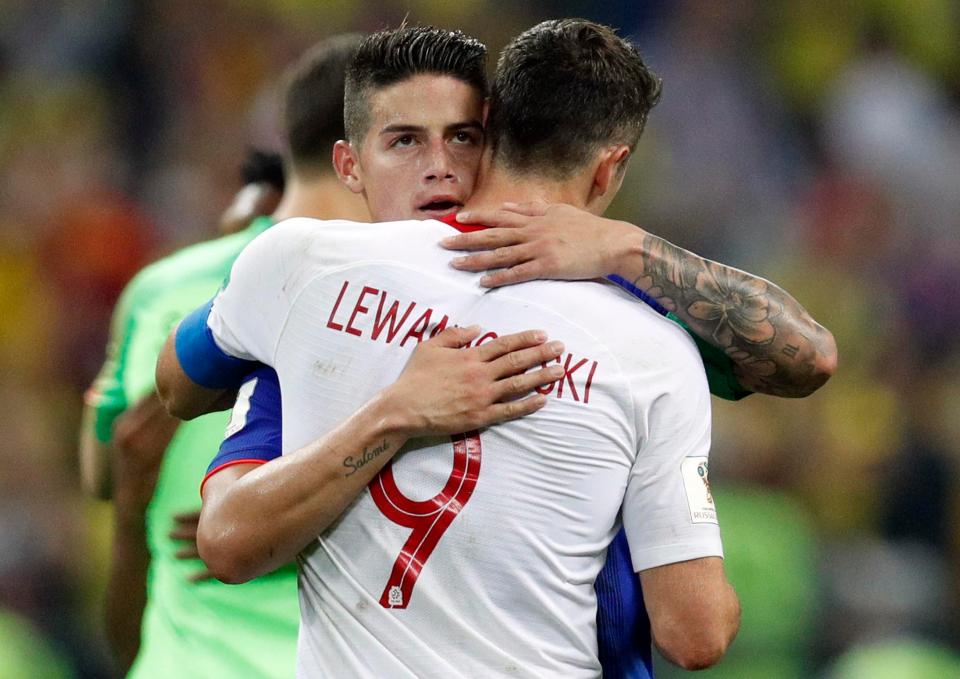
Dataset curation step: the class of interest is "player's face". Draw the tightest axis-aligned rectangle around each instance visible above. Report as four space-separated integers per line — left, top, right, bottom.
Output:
337 75 484 221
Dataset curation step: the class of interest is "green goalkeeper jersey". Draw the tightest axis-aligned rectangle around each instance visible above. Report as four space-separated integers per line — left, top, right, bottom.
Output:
88 217 298 679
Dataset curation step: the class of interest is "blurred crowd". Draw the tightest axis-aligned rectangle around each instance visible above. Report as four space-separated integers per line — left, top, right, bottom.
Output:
1 1 958 677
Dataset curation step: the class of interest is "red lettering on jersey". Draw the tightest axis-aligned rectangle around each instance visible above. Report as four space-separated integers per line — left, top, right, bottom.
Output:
372 291 417 343
535 357 562 396
474 331 499 346
428 315 450 338
345 286 378 337
556 353 588 402
399 308 433 347
537 354 599 404
326 280 350 332
583 360 599 404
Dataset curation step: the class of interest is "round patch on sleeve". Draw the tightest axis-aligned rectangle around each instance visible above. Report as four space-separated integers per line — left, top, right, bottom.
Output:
681 457 717 524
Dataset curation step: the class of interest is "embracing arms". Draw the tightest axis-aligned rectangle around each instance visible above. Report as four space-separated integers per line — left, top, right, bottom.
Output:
190 327 564 583
446 203 837 397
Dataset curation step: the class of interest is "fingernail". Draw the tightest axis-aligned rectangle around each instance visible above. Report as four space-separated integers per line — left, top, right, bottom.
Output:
548 341 565 353
548 365 565 377
533 330 548 341
479 275 493 286
452 256 467 266
440 237 454 246
456 211 471 221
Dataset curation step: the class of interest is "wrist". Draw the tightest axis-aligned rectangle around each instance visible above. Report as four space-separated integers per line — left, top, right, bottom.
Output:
367 385 424 439
608 222 649 282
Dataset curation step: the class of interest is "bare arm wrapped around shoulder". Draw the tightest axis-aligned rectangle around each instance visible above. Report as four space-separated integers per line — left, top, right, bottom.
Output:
198 326 566 584
445 202 837 397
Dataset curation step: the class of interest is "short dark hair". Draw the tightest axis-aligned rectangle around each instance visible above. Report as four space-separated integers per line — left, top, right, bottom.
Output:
281 33 363 175
487 19 662 179
240 148 285 191
344 26 487 143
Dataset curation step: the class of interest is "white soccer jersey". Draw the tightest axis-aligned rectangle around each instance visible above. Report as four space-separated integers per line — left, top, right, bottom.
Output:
208 217 722 678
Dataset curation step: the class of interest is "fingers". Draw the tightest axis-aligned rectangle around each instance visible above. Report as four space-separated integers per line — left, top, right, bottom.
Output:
173 511 202 522
431 324 482 348
494 364 565 401
442 226 525 252
450 242 537 273
474 329 549 363
188 569 215 583
175 545 201 560
480 261 542 288
490 341 565 378
501 200 550 217
454 209 530 228
169 513 200 542
480 393 549 425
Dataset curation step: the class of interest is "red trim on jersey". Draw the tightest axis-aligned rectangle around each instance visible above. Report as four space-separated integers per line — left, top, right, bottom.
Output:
437 213 489 233
200 459 267 497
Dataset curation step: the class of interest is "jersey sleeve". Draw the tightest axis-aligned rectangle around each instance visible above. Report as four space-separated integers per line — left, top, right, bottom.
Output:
174 299 260 389
84 274 144 443
621 333 723 573
595 528 653 678
205 219 315 366
201 365 283 495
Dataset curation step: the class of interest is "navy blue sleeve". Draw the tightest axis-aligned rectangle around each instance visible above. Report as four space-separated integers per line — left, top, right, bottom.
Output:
596 528 654 679
202 365 282 492
175 298 259 389
606 274 669 316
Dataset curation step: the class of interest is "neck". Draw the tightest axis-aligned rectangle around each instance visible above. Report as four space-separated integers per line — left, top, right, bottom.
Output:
464 157 587 213
272 173 369 223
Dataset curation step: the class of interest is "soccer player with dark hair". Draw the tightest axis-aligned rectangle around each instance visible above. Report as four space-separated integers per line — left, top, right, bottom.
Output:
78 34 369 677
159 21 750 676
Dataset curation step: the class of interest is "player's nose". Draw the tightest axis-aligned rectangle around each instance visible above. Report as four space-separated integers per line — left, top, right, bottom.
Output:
423 140 456 183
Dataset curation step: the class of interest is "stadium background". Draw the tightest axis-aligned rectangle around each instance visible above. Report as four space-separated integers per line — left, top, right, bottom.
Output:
1 0 958 676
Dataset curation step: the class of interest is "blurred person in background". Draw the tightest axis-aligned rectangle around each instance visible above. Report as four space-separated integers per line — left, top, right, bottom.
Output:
77 34 368 677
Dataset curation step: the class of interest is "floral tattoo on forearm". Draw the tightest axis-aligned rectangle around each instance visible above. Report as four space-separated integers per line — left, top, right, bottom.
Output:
633 235 832 397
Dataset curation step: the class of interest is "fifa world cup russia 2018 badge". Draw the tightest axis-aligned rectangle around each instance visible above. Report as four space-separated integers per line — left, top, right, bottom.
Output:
681 457 718 524
698 460 713 505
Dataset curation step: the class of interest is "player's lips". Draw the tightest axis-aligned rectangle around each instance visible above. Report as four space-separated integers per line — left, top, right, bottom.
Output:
416 195 463 217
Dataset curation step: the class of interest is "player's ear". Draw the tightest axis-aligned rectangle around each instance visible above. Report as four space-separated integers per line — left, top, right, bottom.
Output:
586 145 630 210
333 140 364 194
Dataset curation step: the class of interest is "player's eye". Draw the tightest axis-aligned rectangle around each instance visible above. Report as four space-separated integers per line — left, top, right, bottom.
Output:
391 134 416 148
451 130 478 145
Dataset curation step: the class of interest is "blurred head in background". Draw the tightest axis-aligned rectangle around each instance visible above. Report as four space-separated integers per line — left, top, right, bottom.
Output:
272 33 369 223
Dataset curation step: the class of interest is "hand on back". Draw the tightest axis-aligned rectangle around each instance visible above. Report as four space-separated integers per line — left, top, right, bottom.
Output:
382 325 565 438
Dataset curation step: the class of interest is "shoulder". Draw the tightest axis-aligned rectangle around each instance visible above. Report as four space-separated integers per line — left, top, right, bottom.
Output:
564 280 708 397
124 229 260 303
259 217 449 272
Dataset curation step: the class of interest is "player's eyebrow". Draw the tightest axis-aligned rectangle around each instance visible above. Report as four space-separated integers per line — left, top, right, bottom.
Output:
379 124 427 136
445 121 483 135
379 121 483 136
